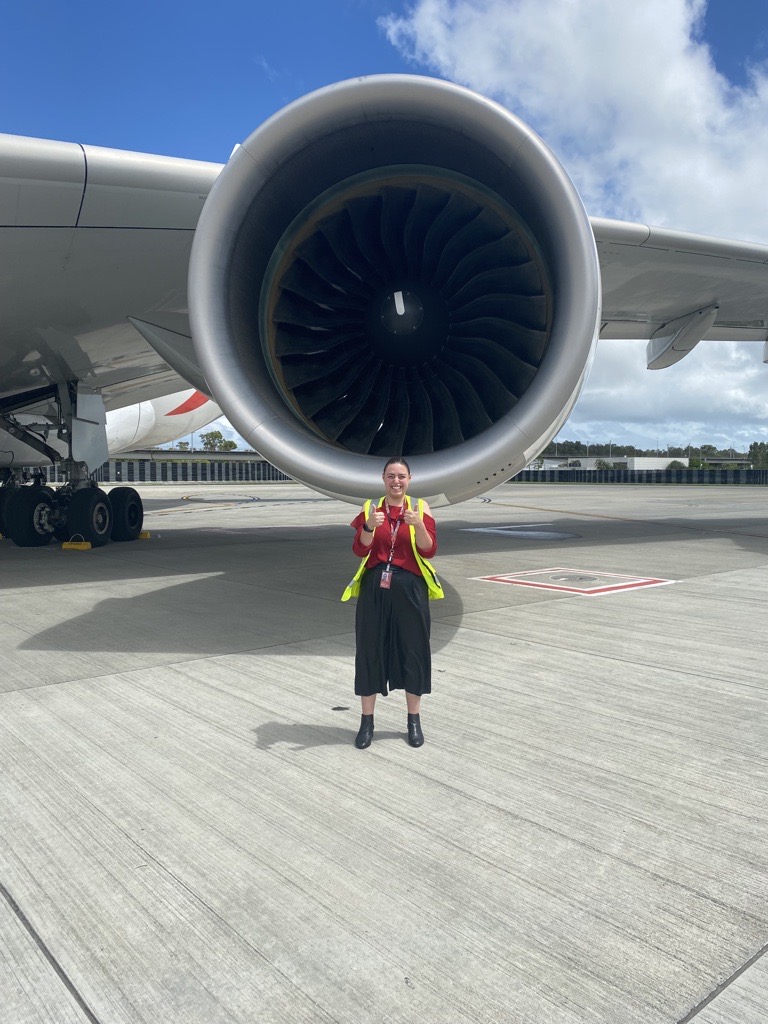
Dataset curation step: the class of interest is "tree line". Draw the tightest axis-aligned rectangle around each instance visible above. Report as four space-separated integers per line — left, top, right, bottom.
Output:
169 430 238 452
163 433 768 465
542 440 765 469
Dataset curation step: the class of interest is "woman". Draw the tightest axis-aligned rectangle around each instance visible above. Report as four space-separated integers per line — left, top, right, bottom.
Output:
344 457 441 749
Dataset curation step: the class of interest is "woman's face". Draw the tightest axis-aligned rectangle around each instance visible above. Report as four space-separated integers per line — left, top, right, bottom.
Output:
382 463 411 503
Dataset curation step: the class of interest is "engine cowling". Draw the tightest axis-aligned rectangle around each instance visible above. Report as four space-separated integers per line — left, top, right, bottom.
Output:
188 75 601 505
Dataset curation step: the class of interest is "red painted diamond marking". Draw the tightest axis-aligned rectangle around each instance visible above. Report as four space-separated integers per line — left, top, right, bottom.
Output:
473 567 676 596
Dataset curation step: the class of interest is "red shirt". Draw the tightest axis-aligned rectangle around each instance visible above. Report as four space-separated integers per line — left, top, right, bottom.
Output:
350 500 437 575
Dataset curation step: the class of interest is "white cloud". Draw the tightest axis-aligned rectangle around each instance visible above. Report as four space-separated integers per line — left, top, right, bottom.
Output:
569 338 768 450
381 0 768 448
254 55 279 82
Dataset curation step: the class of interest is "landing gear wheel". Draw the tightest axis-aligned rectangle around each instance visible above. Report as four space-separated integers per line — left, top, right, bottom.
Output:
0 488 13 537
66 488 112 547
108 487 144 541
5 487 55 547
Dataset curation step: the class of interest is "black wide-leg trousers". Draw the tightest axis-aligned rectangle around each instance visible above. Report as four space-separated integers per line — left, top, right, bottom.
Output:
354 564 431 697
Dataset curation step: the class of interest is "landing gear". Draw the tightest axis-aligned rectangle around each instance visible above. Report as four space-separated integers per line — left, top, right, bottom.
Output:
108 486 144 541
2 382 142 549
2 483 143 549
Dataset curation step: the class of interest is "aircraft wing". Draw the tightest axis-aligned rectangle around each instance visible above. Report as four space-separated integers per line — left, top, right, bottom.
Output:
0 132 222 416
593 217 768 356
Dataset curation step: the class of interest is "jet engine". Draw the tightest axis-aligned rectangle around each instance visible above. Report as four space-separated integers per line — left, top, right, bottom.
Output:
189 75 601 504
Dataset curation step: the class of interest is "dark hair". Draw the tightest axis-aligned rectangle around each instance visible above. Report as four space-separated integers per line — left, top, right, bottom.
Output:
383 457 411 474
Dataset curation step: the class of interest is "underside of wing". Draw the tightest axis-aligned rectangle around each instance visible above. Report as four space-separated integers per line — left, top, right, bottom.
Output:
594 217 768 366
0 133 222 417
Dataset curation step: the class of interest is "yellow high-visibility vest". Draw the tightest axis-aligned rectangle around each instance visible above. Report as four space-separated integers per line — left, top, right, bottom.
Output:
341 495 444 602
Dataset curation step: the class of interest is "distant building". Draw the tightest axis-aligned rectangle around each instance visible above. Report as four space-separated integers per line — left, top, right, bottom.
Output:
559 457 690 470
697 456 750 468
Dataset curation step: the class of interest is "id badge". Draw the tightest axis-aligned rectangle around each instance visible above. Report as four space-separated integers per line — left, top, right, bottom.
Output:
379 570 392 589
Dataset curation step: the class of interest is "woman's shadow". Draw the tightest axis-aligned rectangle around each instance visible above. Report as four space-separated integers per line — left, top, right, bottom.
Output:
253 719 404 751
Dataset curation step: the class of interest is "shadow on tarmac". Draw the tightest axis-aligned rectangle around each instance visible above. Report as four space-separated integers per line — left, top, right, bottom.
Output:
15 561 464 657
253 721 407 751
7 501 768 657
4 512 768 591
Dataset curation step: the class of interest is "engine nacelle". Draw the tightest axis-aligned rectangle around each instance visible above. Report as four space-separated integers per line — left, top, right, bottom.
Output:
189 75 601 504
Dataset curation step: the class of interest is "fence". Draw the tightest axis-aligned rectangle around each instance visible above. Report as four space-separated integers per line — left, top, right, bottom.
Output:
515 468 768 485
41 463 768 487
47 458 291 485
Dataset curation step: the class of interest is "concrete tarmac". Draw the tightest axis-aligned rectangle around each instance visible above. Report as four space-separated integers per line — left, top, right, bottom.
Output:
1 482 767 1024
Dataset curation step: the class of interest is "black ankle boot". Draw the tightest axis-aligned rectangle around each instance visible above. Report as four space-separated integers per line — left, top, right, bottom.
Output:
355 714 374 749
407 713 424 748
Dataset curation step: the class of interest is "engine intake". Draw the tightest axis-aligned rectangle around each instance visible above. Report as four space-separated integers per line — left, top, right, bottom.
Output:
189 75 600 504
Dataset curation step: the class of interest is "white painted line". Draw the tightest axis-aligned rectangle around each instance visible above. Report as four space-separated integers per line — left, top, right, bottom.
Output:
472 566 677 596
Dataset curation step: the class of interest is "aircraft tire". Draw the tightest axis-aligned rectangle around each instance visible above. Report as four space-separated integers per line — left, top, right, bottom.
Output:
67 488 112 548
0 488 12 537
5 487 55 547
109 487 144 541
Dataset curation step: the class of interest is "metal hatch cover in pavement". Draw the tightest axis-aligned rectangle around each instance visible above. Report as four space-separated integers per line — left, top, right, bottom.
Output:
473 567 677 596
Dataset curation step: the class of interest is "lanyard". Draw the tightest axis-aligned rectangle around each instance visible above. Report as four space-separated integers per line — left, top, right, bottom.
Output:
384 498 405 569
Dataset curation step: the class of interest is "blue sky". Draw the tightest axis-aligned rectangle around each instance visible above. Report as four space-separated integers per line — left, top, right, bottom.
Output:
702 0 768 85
4 0 768 451
3 0 762 157
2 1 415 159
